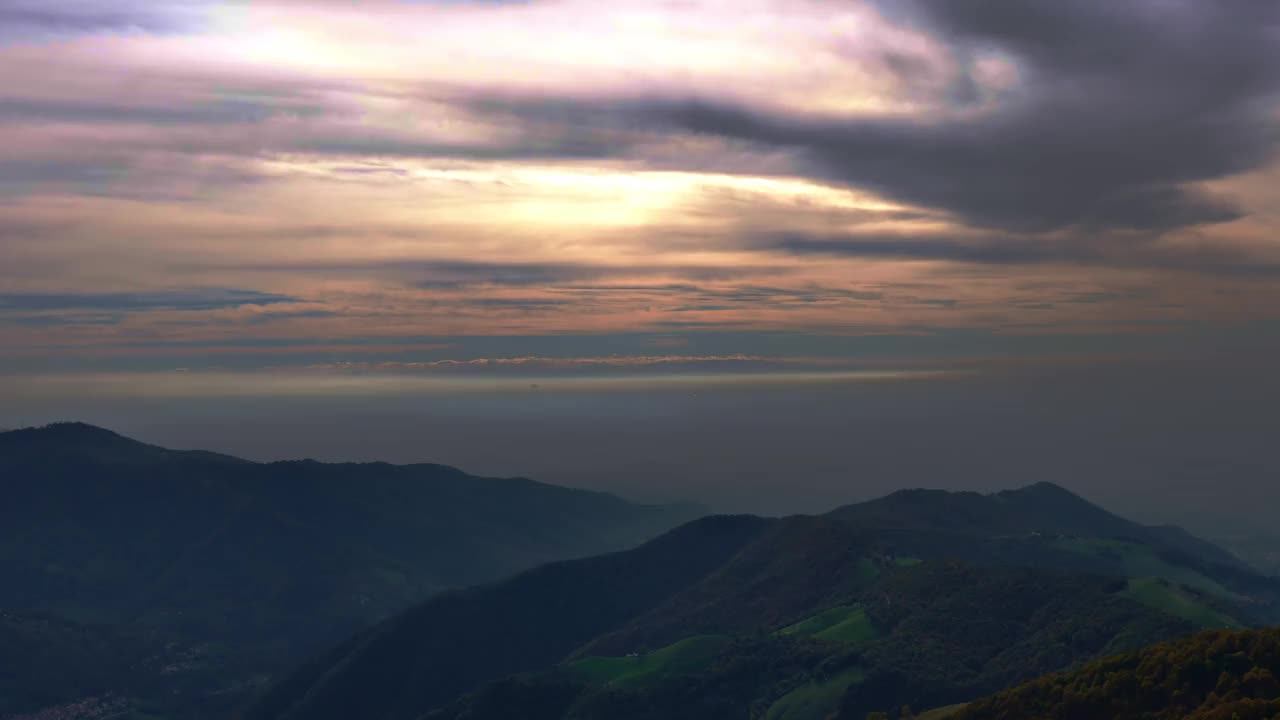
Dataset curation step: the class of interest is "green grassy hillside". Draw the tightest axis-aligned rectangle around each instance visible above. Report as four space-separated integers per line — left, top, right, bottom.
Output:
570 635 732 688
431 561 1199 720
259 483 1280 720
1123 577 1241 630
767 667 866 720
780 605 878 645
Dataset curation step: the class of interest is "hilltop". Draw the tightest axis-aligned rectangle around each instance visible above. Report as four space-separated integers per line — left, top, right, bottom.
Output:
0 423 702 718
255 482 1277 720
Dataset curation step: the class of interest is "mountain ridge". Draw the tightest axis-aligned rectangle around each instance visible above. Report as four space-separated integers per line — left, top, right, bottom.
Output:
255 481 1278 720
0 422 704 719
0 424 696 508
251 514 773 720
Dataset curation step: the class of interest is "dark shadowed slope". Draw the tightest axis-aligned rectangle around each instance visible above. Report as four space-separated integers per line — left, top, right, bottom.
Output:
429 562 1194 720
0 610 146 719
257 484 1279 720
248 515 773 720
952 627 1280 720
0 423 703 718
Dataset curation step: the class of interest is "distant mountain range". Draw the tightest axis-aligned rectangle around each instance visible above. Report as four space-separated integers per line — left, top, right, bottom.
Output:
0 423 703 719
252 482 1280 720
6 423 1277 720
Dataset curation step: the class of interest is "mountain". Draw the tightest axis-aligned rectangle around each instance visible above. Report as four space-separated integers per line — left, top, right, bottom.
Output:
0 610 146 719
828 483 1255 577
253 483 1280 720
250 515 772 720
950 627 1280 720
0 423 702 719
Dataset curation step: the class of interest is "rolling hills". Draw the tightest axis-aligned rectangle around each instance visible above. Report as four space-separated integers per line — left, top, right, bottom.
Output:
0 423 702 719
250 515 771 720
254 482 1280 720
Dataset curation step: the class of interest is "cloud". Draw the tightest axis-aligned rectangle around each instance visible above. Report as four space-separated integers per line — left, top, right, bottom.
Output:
309 354 772 370
0 0 1277 373
5 313 124 327
755 231 1280 276
457 298 572 309
0 1 205 39
0 96 326 127
297 128 634 163
552 282 885 308
294 354 831 377
200 259 790 288
0 289 300 312
6 0 1271 235
542 0 1280 233
413 261 794 288
415 261 647 288
243 309 340 324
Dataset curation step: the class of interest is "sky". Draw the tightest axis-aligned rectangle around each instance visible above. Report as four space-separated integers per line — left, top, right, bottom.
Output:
1 1 1279 534
1 0 1278 376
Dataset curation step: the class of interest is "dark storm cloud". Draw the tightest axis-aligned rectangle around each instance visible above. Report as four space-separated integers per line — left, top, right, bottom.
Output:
760 234 1062 264
757 232 1280 276
635 0 1280 233
0 290 300 312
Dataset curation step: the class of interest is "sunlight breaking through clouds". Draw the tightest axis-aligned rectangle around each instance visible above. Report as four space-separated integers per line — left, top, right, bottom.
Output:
0 0 1277 372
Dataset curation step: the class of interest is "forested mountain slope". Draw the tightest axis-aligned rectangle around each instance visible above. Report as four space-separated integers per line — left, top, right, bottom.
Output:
0 423 701 719
952 627 1280 720
257 483 1279 720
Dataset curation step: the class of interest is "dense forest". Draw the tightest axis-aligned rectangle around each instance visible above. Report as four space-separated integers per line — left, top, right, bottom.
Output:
264 482 1280 720
0 424 700 719
8 425 1280 720
248 515 773 720
954 627 1280 720
425 562 1195 720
